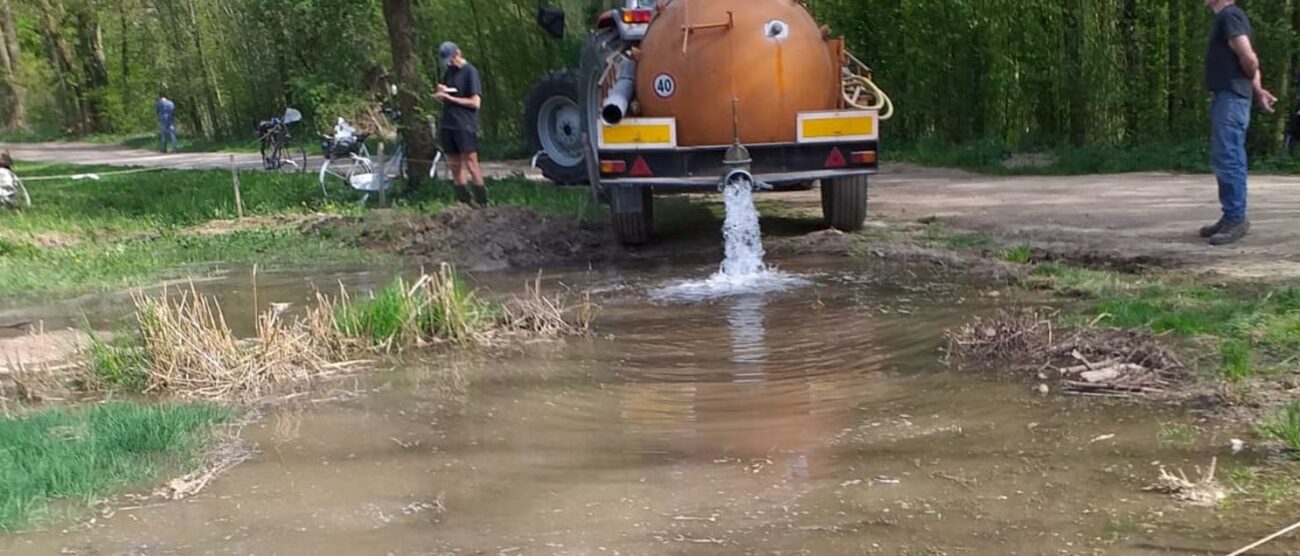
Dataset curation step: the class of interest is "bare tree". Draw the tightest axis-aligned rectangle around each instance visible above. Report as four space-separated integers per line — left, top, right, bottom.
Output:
382 0 436 190
33 0 87 132
0 0 26 129
72 0 111 131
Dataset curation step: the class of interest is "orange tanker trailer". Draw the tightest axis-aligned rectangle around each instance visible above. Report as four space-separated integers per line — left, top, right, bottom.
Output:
526 0 892 245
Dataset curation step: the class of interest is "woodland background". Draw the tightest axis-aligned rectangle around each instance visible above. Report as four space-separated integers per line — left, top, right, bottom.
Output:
0 0 1295 156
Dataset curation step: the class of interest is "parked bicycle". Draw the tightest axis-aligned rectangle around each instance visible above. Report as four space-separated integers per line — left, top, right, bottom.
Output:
318 91 423 204
0 153 29 208
257 108 307 173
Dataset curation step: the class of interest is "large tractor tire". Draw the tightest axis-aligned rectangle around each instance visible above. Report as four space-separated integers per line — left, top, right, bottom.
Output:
524 70 588 185
821 175 869 232
609 186 654 246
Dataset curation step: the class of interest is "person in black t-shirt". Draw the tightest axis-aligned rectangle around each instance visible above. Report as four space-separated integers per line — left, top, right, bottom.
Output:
1199 0 1276 246
435 42 488 208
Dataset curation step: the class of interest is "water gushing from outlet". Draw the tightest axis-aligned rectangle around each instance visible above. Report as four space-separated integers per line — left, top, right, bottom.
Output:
651 174 808 302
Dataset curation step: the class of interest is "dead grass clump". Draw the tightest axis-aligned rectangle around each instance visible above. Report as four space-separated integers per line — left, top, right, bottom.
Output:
499 274 596 337
1145 457 1227 507
947 307 1188 399
75 267 593 402
132 285 362 401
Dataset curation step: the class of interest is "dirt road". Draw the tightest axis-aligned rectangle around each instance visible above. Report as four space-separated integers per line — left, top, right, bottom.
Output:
0 141 542 179
782 164 1300 279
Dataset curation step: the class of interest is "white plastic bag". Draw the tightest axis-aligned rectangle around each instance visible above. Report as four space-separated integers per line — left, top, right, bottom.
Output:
334 118 356 142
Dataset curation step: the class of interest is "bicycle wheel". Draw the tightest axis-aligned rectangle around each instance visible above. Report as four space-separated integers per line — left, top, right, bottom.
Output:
279 140 307 173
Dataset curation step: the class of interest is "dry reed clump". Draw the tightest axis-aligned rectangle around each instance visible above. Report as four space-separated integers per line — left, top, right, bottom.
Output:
498 273 596 337
130 284 363 401
946 307 1188 399
92 266 594 401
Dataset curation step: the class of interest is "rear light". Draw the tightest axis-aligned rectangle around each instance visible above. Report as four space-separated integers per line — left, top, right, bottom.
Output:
622 9 653 24
849 150 878 165
600 160 627 175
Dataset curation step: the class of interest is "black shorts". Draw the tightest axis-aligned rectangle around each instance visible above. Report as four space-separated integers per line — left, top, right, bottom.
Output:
439 128 478 155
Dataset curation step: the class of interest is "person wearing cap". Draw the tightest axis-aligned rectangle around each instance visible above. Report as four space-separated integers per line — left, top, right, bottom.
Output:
435 42 487 208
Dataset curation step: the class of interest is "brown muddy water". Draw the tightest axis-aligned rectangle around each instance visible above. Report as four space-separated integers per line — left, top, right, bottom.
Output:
2 258 1296 555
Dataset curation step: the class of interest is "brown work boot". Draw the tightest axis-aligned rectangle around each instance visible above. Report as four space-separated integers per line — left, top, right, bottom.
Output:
1209 219 1250 246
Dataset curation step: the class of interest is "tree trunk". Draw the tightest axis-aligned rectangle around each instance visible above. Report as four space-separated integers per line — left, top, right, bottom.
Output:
73 2 110 132
183 0 220 136
382 0 435 189
0 0 22 130
33 0 87 133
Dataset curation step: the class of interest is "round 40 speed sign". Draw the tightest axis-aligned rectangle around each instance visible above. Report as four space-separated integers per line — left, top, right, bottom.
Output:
652 73 676 100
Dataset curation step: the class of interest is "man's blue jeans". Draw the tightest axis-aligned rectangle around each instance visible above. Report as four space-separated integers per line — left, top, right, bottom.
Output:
1210 92 1251 223
160 121 178 153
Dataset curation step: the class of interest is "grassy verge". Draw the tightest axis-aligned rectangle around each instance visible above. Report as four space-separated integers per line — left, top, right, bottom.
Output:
1025 263 1300 382
0 229 386 301
892 139 1300 176
0 402 233 531
4 164 601 239
0 160 611 300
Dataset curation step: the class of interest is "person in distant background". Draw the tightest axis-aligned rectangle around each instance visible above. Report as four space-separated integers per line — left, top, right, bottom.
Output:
434 42 486 208
155 93 179 154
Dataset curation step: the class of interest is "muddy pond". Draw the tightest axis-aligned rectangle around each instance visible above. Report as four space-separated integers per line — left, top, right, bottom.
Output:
1 251 1295 556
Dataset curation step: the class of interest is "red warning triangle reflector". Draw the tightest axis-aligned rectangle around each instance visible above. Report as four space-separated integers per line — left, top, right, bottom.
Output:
825 147 847 169
630 156 653 177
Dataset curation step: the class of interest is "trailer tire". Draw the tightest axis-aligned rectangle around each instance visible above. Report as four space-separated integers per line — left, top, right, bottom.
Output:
822 175 869 232
524 70 589 185
609 186 654 246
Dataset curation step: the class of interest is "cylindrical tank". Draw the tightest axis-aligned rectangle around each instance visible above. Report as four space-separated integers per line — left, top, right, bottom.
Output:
635 0 839 147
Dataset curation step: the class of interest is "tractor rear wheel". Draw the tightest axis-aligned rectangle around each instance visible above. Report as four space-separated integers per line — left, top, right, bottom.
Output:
524 70 588 185
821 175 869 232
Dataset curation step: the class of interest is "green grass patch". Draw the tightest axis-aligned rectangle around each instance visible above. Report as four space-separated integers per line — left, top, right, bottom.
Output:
0 402 233 531
0 229 385 301
1259 404 1300 458
1219 338 1255 382
1002 244 1033 264
2 164 602 239
1156 422 1198 446
1028 265 1300 380
84 330 151 392
331 269 495 348
918 222 994 251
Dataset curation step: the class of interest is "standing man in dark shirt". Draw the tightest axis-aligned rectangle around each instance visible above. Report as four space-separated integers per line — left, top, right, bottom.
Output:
435 42 487 208
1200 0 1276 246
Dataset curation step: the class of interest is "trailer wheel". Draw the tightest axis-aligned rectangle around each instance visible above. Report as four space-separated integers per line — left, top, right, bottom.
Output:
524 70 588 185
609 186 653 246
822 175 869 232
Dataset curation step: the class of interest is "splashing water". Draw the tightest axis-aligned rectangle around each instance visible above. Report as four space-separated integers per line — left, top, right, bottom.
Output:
720 181 766 276
651 177 808 302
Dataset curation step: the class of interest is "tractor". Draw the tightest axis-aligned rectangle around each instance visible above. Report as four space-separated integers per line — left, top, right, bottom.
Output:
525 0 892 245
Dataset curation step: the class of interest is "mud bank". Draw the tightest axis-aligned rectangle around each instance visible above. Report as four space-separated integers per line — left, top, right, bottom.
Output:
305 206 614 272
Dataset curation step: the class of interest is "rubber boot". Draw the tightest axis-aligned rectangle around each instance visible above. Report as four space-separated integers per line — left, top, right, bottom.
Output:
453 186 474 206
472 186 489 209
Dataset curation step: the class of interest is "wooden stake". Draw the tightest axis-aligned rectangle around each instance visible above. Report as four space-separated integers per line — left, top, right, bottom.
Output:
229 155 244 219
376 142 387 208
